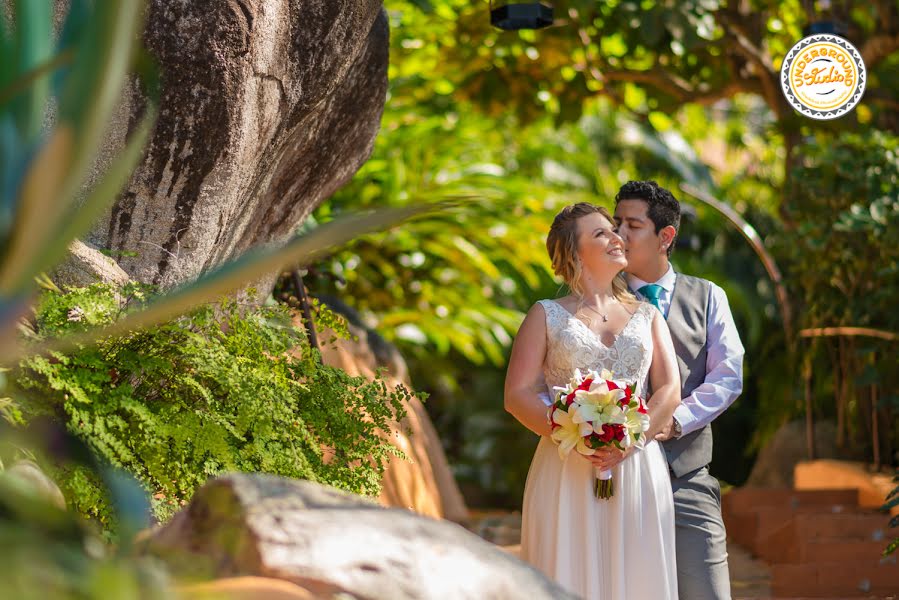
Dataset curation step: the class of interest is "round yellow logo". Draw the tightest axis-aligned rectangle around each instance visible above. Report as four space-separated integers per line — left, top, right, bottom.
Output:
781 34 866 120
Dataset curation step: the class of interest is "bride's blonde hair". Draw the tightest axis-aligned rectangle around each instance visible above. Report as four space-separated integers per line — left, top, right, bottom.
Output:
546 202 637 306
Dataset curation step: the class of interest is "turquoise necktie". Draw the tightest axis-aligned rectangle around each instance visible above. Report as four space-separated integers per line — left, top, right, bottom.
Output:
638 284 664 312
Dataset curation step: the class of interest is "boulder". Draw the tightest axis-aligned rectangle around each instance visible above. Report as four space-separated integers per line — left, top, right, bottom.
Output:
50 240 131 288
1 459 66 510
746 419 863 487
88 0 389 294
180 576 322 600
140 473 576 600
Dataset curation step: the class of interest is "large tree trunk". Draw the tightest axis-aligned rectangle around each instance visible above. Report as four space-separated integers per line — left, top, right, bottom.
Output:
88 0 388 291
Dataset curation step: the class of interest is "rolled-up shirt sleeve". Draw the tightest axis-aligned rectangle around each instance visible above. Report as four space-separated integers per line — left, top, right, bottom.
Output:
673 282 744 436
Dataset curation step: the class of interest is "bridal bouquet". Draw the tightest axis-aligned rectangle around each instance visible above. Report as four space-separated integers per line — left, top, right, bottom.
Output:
546 368 650 499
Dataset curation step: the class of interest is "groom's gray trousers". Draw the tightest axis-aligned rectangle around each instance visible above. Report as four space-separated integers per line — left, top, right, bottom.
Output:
663 274 732 600
670 464 731 600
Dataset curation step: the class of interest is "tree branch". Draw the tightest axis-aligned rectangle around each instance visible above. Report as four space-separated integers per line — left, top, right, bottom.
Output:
861 34 899 68
717 9 783 119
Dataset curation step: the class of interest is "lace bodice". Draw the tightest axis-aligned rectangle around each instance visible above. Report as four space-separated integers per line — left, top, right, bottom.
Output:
538 299 656 396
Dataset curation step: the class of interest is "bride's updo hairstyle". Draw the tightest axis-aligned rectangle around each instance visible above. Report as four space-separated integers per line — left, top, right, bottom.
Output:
546 202 636 305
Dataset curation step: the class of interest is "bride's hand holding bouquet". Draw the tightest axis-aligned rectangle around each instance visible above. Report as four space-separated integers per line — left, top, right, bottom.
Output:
546 367 650 499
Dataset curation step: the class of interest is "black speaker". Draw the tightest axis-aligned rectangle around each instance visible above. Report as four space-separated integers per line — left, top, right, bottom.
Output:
489 2 554 30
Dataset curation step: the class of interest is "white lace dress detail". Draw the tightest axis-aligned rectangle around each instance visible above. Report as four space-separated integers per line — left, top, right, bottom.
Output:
539 299 654 397
519 299 678 600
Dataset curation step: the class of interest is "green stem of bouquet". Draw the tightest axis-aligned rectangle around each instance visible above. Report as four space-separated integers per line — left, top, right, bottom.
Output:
594 477 613 499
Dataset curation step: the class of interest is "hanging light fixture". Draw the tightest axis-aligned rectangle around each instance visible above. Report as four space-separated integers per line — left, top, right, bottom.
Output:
801 0 848 37
489 1 553 31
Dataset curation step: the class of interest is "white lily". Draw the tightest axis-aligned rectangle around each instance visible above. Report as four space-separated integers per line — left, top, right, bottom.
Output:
624 409 651 444
550 408 595 459
570 386 625 426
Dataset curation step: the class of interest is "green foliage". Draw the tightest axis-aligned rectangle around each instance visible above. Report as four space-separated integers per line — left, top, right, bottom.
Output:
784 130 899 330
11 284 413 527
387 0 897 130
772 130 899 472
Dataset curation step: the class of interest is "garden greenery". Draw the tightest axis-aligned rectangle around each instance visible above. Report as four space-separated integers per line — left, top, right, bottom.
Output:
9 283 413 528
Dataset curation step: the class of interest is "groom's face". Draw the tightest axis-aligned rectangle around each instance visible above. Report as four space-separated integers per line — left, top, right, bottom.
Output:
613 199 660 274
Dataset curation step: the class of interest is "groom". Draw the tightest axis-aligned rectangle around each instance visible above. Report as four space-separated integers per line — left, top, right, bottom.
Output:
611 180 745 600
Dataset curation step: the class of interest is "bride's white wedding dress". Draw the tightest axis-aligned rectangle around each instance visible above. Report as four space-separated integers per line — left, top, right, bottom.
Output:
520 299 678 600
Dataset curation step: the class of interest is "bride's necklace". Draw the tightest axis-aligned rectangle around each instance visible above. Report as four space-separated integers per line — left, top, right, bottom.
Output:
577 296 618 323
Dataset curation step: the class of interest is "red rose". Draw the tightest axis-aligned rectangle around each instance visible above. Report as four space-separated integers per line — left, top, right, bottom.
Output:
607 379 619 390
613 424 626 442
577 378 593 392
598 424 616 443
565 391 576 405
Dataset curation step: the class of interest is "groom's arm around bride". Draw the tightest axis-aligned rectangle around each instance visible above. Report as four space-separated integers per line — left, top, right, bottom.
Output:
614 180 745 600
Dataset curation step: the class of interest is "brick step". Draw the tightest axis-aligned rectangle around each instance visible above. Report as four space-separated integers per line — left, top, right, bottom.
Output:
780 511 891 541
723 488 859 516
758 512 891 563
725 504 865 554
760 539 891 565
771 559 899 597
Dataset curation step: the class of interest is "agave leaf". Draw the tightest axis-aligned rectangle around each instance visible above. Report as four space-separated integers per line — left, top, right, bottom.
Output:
11 0 52 140
4 200 469 362
0 9 10 90
26 108 155 283
0 114 23 246
0 125 73 295
0 50 74 112
883 494 899 512
15 0 145 292
51 0 92 96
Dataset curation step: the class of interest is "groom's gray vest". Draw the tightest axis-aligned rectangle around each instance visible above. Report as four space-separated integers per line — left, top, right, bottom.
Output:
657 274 713 478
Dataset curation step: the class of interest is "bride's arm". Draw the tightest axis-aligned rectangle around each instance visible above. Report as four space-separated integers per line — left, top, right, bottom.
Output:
504 303 553 437
645 309 682 440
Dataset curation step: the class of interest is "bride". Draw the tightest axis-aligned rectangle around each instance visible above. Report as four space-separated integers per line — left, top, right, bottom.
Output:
504 203 681 599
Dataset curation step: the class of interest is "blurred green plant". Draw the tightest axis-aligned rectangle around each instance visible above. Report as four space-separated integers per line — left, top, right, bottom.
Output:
0 417 176 599
0 0 153 340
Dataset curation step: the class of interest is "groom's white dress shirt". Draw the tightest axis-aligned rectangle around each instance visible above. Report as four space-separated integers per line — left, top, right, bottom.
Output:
627 265 744 437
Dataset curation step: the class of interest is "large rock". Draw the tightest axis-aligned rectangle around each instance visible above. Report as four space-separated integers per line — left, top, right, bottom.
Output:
746 419 864 487
88 0 389 293
50 240 131 288
1 459 66 510
140 473 576 600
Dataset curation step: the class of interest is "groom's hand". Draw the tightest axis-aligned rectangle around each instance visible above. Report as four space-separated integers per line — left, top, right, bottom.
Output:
655 418 675 441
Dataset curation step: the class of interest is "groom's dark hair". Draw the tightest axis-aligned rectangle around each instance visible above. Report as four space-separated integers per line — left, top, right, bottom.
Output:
614 180 680 257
